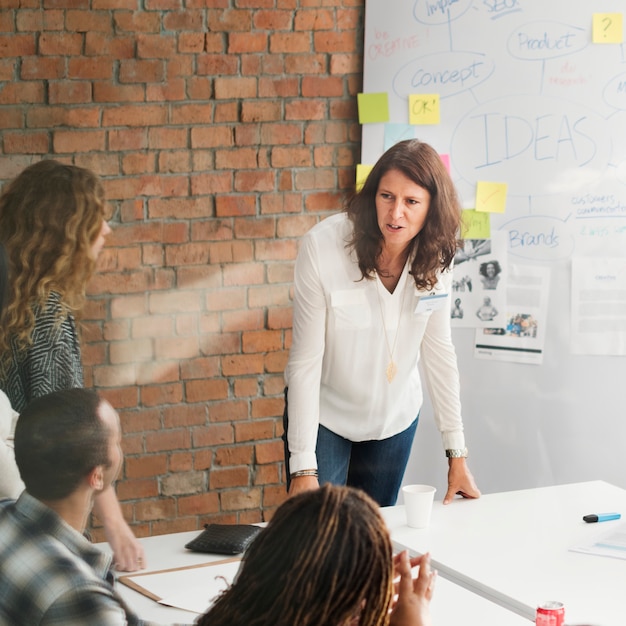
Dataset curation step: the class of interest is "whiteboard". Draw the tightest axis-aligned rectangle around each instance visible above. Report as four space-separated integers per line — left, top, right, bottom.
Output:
362 1 626 497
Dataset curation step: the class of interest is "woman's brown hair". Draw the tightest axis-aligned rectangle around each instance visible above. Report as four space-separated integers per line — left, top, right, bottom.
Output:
346 139 462 291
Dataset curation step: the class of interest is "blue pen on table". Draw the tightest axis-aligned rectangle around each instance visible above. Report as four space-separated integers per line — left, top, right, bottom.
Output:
582 512 621 523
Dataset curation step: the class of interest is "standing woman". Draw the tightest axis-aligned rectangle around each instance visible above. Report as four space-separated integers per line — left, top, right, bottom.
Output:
284 139 480 506
0 160 145 572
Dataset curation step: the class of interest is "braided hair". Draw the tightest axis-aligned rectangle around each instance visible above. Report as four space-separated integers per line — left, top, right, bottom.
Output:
197 484 394 626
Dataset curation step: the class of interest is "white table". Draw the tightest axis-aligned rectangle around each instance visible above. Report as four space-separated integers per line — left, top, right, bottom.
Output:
384 480 626 626
104 530 528 625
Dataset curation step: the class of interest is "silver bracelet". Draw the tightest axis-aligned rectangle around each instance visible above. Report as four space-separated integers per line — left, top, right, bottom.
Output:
445 447 468 458
290 469 318 478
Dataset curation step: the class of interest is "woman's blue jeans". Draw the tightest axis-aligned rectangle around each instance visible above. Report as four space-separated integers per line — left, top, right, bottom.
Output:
283 389 419 507
315 417 419 507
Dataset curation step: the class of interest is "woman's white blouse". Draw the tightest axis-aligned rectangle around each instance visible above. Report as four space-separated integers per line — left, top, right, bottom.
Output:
285 212 466 473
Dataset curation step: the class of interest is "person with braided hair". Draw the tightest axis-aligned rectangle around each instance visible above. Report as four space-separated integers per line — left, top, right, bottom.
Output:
197 484 435 626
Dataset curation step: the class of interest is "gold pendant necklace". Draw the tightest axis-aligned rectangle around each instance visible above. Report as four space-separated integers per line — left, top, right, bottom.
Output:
375 274 408 383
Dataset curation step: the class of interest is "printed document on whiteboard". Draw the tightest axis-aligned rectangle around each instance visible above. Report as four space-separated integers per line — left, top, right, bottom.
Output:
571 257 626 355
473 264 550 365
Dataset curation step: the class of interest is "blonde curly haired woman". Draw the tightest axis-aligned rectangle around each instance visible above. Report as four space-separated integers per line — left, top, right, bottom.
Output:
0 160 144 572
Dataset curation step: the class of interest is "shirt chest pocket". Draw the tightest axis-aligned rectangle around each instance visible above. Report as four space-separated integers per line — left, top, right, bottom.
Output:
330 289 371 330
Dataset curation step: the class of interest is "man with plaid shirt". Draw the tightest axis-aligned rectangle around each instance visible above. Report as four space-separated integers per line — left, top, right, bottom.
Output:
0 389 151 626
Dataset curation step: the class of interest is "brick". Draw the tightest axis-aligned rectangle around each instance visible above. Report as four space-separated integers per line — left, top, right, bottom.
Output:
85 33 135 58
66 10 111 32
53 129 105 153
48 81 92 104
240 100 281 122
234 377 259 397
0 81 44 104
271 146 312 168
214 445 253 468
294 8 334 30
164 404 208 428
254 9 292 30
116 478 159 500
235 420 274 442
102 104 167 126
242 329 282 353
137 34 177 59
161 471 205 496
262 484 288 508
302 75 344 97
177 492 220 516
207 9 253 32
178 32 205 53
3 131 49 154
267 306 292 329
119 408 161 433
220 488 261 511
265 349 289 374
228 32 267 53
185 378 229 403
125 454 168 479
214 76 257 99
119 59 165 83
255 440 283 464
93 82 144 103
20 56 64 80
253 463 281 486
114 11 161 33
209 467 250 490
145 428 190 453
0 34 35 58
171 102 216 124
141 383 184 408
135 498 177 522
269 32 310 53
38 32 83 56
193 424 234 448
162 10 204 30
285 53 325 74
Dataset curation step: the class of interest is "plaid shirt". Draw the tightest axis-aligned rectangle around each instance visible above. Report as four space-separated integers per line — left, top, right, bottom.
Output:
0 492 147 626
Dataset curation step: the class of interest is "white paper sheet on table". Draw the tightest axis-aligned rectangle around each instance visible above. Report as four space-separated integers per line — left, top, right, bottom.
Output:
120 558 242 614
569 521 626 561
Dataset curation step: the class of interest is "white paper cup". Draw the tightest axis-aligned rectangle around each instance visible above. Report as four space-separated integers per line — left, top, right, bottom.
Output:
402 484 436 529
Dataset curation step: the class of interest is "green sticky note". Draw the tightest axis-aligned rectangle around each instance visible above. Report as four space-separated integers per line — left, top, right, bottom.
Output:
357 93 390 124
593 13 623 43
461 210 491 239
408 94 440 125
475 181 507 213
356 164 374 191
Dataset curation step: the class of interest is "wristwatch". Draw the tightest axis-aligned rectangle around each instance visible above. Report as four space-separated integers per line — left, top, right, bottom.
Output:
446 447 468 458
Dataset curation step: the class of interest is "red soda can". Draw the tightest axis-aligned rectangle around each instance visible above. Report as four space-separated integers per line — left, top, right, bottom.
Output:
536 601 565 626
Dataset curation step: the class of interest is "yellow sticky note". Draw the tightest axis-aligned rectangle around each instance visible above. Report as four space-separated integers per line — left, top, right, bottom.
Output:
461 210 491 239
475 181 507 213
357 93 390 124
408 94 440 125
356 164 374 191
593 13 623 43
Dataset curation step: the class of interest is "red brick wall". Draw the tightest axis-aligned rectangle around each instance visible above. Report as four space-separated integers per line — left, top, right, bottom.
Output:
0 0 364 538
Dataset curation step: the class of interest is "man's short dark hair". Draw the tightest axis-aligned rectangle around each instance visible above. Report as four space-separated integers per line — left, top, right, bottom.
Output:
15 388 110 500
